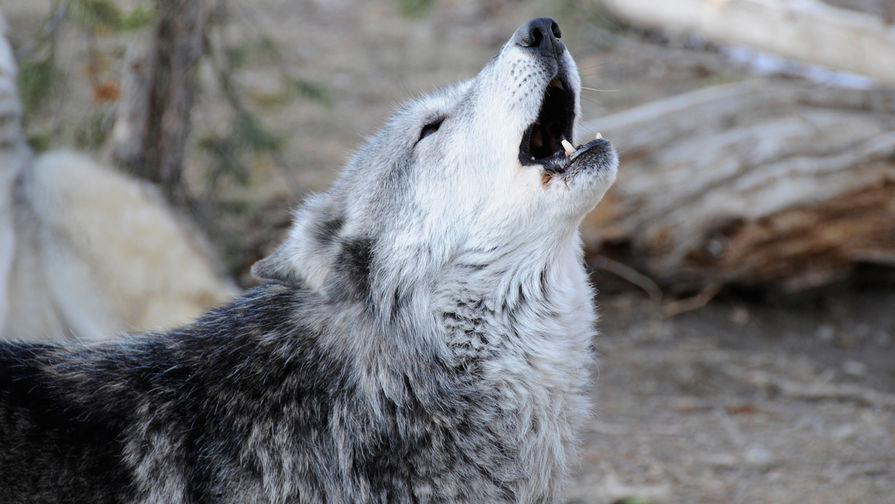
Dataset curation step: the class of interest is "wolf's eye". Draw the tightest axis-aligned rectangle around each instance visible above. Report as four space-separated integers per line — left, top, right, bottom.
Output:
418 118 444 141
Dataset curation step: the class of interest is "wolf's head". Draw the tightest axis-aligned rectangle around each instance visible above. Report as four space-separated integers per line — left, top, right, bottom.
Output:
253 18 617 319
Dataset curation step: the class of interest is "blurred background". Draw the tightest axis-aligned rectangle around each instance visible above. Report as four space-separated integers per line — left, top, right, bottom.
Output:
1 0 894 502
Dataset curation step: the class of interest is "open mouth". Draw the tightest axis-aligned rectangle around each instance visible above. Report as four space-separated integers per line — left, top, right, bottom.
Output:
519 76 575 172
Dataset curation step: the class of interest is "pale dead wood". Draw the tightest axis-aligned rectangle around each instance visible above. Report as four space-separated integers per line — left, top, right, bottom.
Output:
600 0 895 86
580 79 895 292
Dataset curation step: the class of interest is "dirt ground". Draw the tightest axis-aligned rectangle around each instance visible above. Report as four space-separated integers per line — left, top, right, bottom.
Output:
5 1 895 502
572 284 895 503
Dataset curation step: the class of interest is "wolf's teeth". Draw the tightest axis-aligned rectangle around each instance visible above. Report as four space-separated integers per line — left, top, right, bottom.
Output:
561 139 574 155
595 132 603 140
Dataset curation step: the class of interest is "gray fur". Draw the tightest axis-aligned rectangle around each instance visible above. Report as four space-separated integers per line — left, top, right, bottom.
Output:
0 19 617 503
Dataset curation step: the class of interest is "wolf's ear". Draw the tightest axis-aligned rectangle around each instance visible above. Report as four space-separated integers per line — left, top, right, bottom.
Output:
251 246 303 285
251 194 344 288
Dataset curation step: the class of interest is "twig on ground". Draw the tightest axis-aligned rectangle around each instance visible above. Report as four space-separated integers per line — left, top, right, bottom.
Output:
592 255 663 303
662 283 721 318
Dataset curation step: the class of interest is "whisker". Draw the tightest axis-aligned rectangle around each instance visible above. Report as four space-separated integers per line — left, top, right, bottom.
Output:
576 70 604 78
578 94 607 105
580 86 619 93
575 63 606 76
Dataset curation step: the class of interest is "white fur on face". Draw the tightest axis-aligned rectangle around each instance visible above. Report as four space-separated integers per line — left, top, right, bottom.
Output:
405 39 616 255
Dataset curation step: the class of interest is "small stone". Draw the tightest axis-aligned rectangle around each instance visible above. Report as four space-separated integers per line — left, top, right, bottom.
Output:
743 443 776 469
730 306 750 326
707 238 725 257
816 324 835 342
832 423 859 441
842 360 868 378
704 452 738 468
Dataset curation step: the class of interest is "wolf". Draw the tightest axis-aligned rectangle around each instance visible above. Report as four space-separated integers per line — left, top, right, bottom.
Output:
0 17 617 503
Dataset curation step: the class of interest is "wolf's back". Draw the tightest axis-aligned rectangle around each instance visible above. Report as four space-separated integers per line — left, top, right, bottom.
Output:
0 343 135 503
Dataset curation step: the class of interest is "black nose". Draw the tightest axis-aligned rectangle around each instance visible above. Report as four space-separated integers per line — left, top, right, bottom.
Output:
513 18 564 58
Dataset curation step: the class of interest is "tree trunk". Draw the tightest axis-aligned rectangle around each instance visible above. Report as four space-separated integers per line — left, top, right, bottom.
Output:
579 80 895 293
0 9 32 330
109 0 204 203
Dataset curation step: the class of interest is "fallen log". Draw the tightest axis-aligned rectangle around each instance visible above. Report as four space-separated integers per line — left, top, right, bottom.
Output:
579 79 895 293
600 0 895 86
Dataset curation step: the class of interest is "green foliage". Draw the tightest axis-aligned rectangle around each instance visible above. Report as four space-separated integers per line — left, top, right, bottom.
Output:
233 111 283 153
227 34 332 109
74 110 113 149
120 5 157 30
26 132 53 153
226 36 280 67
70 0 156 32
393 0 436 17
251 77 332 108
223 45 249 68
17 58 62 118
198 111 282 189
16 0 155 150
70 0 124 31
290 78 332 107
198 135 250 185
199 17 331 196
18 0 309 205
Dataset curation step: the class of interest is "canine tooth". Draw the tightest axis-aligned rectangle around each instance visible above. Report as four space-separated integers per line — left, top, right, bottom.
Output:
561 139 574 155
595 132 603 140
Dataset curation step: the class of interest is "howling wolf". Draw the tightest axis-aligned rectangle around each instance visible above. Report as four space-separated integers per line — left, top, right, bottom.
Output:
0 17 617 503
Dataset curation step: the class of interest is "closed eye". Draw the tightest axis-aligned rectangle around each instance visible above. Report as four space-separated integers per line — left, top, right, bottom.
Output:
418 117 444 141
